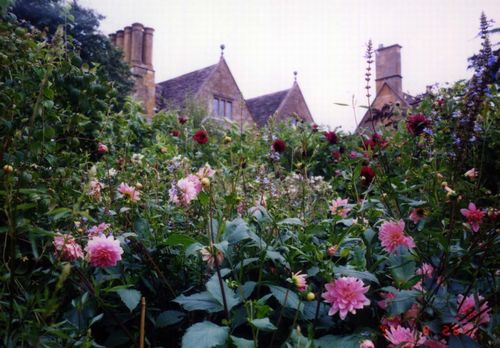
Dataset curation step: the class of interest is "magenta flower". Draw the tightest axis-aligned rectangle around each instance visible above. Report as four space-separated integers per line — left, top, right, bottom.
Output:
378 220 416 253
117 182 140 203
321 277 370 320
86 235 123 267
289 271 308 292
384 325 425 347
456 294 491 338
329 198 351 218
53 233 84 261
460 202 486 232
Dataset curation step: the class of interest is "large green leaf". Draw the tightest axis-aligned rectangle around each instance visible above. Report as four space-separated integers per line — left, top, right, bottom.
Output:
174 292 224 313
230 336 254 348
382 287 420 316
268 285 302 311
206 273 242 311
332 265 379 284
116 289 141 312
249 318 277 331
277 217 303 226
222 218 251 244
156 310 185 327
181 321 229 348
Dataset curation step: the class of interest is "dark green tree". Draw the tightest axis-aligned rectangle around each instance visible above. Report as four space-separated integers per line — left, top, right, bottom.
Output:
10 0 134 106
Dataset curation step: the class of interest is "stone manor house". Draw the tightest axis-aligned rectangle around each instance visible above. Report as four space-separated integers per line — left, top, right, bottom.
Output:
109 23 414 130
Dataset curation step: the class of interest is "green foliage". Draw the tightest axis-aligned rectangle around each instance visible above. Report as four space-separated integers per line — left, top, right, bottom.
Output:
0 10 499 348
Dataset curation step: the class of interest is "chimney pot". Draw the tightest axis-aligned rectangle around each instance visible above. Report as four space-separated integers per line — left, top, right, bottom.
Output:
143 27 154 67
115 30 124 49
131 23 144 64
123 26 132 63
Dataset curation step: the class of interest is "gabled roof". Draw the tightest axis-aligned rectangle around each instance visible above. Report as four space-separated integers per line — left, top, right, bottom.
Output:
357 82 412 130
246 89 289 126
156 64 217 110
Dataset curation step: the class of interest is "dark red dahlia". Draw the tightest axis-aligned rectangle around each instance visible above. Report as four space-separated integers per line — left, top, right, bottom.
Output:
178 115 188 124
272 139 286 153
170 129 180 137
363 133 387 150
331 150 341 161
192 130 209 144
406 114 431 136
324 131 338 144
360 165 376 186
312 123 319 132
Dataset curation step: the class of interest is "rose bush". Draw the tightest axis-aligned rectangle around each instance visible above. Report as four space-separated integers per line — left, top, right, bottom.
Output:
0 10 498 348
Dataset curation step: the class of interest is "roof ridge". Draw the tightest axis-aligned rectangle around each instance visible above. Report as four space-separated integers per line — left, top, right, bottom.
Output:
157 63 218 86
246 88 290 102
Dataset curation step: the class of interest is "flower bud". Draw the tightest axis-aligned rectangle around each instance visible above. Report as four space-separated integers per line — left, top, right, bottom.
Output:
201 177 210 188
223 136 232 144
97 143 108 154
3 164 13 174
306 292 315 301
327 245 338 257
135 182 143 190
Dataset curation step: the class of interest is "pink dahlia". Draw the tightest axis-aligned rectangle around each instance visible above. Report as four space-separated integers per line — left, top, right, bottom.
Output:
460 202 486 233
416 263 434 278
456 294 491 338
86 235 123 267
200 246 224 269
359 340 375 348
321 276 370 320
169 175 202 206
117 182 140 202
378 220 416 254
409 208 425 224
87 223 111 237
329 198 351 218
289 271 308 292
464 168 478 180
197 163 215 179
88 179 103 200
53 233 84 261
384 325 425 348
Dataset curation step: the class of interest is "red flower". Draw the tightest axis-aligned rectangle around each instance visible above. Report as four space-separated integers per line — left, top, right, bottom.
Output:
331 150 341 161
192 130 209 144
324 131 338 144
406 114 431 136
178 115 188 124
170 129 180 137
312 123 319 132
272 139 286 153
363 133 387 150
360 165 375 185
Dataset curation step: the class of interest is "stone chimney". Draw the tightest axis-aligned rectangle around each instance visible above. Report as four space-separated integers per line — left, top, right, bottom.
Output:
109 23 155 118
375 44 402 97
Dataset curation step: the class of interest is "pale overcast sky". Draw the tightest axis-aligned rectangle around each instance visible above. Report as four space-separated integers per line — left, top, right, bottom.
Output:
80 0 499 132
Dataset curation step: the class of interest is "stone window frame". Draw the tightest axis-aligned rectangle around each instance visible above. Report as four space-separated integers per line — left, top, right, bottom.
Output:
213 95 233 118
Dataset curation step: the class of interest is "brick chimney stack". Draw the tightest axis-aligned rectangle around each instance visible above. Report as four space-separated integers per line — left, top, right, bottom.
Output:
375 44 402 97
109 23 155 118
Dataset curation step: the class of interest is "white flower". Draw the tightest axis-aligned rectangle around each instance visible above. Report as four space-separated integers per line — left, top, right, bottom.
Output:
131 153 145 164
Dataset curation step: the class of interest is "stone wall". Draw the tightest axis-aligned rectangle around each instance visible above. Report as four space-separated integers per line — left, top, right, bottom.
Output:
196 58 254 127
276 83 313 123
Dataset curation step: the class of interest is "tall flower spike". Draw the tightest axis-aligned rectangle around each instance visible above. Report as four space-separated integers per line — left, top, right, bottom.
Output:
364 40 376 132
